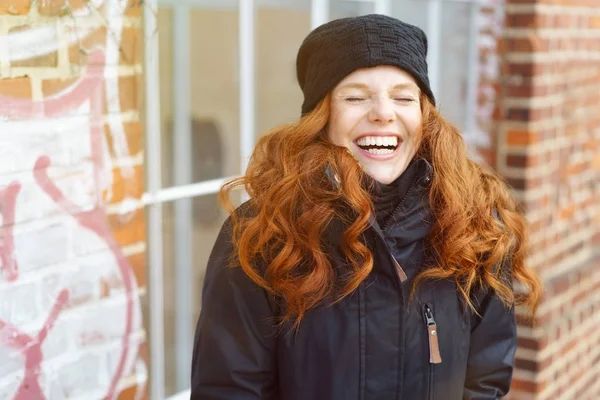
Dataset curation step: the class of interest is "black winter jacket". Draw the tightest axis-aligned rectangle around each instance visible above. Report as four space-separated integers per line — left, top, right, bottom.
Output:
191 159 517 400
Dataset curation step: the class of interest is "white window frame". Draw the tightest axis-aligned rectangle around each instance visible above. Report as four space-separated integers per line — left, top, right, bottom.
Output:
143 0 481 398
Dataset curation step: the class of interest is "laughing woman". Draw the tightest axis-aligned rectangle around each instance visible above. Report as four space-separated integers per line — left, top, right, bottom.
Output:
191 14 542 400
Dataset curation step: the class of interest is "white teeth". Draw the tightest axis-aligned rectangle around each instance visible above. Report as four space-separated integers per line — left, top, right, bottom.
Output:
356 136 399 147
366 148 394 155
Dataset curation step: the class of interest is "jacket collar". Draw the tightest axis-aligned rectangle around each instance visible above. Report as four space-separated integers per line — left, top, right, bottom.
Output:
325 157 434 247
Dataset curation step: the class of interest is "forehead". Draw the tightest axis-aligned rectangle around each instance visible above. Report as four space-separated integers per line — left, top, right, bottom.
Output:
335 66 419 91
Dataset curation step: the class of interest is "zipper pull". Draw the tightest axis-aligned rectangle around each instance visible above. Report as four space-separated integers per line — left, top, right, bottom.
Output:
393 258 408 282
423 304 442 364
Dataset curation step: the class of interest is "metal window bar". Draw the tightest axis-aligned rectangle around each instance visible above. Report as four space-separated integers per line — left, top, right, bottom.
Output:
464 0 482 151
142 177 237 205
144 1 166 399
311 0 329 28
240 0 256 177
374 0 391 15
172 3 194 392
426 0 442 100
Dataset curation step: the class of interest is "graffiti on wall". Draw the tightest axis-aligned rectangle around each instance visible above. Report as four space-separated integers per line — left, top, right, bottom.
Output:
0 2 145 399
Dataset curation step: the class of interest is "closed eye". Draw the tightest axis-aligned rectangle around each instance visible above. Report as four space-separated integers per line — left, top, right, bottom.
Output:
345 97 365 103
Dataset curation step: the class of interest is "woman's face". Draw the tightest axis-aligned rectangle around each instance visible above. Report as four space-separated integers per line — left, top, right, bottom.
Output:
328 66 422 184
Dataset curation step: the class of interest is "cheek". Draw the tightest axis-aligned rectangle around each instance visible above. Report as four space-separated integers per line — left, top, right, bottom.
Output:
327 109 351 147
404 111 423 139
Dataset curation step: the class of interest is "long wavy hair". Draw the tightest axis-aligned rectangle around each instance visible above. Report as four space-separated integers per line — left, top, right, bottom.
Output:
220 92 542 327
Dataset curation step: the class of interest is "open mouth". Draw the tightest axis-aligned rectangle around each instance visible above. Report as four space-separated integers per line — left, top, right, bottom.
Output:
355 135 399 155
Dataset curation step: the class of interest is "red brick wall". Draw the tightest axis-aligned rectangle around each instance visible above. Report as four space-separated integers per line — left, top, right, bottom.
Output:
494 0 600 398
0 1 147 399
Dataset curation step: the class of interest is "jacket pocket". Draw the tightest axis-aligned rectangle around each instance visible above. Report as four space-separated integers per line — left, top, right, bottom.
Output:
423 303 442 400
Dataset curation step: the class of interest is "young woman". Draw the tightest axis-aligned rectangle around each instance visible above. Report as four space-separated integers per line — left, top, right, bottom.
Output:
191 14 541 400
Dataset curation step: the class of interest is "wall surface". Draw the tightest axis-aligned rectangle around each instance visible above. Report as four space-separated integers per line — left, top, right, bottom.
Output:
496 0 600 398
0 1 147 399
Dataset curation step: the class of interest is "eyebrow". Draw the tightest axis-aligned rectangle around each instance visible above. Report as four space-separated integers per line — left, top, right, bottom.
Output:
337 82 420 92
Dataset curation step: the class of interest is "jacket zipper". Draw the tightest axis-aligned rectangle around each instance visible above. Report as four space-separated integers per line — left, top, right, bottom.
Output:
423 304 442 364
423 304 441 400
369 217 408 283
372 229 407 282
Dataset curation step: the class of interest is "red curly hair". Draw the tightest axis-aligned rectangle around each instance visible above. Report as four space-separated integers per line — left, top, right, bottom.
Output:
220 93 542 326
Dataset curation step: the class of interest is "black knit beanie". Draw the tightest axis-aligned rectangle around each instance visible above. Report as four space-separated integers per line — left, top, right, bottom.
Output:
296 14 435 115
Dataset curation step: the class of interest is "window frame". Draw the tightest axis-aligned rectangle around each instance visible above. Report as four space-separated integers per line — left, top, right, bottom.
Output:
143 0 482 398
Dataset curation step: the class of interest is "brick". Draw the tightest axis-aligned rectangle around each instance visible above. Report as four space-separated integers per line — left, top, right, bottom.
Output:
506 83 549 98
506 13 548 29
561 338 579 356
0 281 40 326
592 155 600 170
505 37 548 53
0 0 30 14
104 76 140 113
479 148 497 169
9 25 58 67
105 121 144 157
506 108 533 122
127 251 146 288
58 352 106 396
108 208 145 247
0 347 23 378
505 62 545 78
511 378 546 394
506 177 527 191
15 222 69 274
116 340 148 398
69 25 142 66
109 165 145 204
565 162 587 176
515 356 552 372
0 77 32 98
553 14 572 29
68 27 107 66
506 130 541 146
514 358 537 372
38 0 86 16
518 336 549 351
507 154 538 168
528 213 552 233
120 28 142 65
117 384 143 399
126 0 143 16
41 77 80 97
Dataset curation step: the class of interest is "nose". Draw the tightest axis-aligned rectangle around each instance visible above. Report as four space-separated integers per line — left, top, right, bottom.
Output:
368 96 396 124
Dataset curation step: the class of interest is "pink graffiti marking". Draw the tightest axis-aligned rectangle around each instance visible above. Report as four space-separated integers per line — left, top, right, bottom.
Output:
34 155 135 399
0 183 21 282
0 290 69 399
0 50 140 400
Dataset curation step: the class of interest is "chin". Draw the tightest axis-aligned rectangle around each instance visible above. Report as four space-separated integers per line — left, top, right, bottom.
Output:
364 170 397 185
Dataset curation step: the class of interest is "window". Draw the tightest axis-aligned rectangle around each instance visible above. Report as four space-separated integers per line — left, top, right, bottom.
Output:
143 0 483 398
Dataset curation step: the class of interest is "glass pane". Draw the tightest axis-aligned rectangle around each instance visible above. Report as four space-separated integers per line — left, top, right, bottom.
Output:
437 0 472 131
256 3 311 136
158 6 240 189
162 191 242 396
391 0 473 131
330 0 375 19
391 0 429 30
